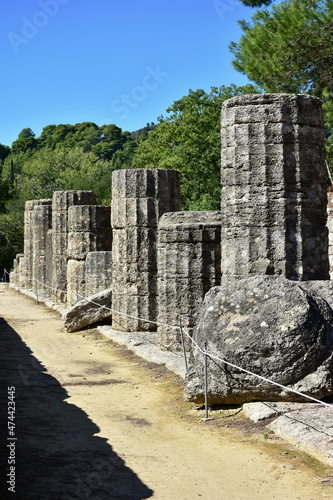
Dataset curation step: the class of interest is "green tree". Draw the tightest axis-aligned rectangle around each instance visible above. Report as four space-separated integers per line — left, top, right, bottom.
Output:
0 209 24 273
0 144 10 161
230 0 333 177
11 128 38 154
112 140 138 170
19 148 114 205
131 84 260 210
230 0 333 95
240 0 273 6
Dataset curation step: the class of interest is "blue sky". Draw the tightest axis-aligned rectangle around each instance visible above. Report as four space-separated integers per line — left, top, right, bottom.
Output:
0 0 260 147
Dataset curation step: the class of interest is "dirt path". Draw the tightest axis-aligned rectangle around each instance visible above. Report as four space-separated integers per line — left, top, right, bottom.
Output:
0 285 332 500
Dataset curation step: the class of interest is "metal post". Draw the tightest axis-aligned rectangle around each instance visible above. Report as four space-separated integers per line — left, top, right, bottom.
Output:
179 317 188 372
202 341 213 421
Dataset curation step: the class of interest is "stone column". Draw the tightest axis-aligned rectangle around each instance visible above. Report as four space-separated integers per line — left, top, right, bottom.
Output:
85 251 112 297
221 93 329 280
66 205 112 306
111 169 181 331
157 211 221 350
51 191 96 303
32 204 52 298
10 254 25 288
23 199 52 290
46 229 53 292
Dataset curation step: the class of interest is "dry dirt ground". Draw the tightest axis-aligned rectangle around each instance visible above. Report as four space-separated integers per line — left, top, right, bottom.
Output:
1 285 333 500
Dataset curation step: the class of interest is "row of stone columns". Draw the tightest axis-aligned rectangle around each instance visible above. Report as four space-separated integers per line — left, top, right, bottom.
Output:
10 92 332 353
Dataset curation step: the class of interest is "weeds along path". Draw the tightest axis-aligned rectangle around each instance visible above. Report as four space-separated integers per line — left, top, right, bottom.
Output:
0 284 332 499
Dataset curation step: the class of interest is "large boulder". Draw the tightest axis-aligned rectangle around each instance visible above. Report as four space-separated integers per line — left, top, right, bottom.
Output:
184 276 333 404
62 289 112 333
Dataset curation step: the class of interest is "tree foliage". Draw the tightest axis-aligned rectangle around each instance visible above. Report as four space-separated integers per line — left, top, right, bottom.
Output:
230 0 333 178
132 84 261 210
19 148 114 205
240 0 273 6
230 0 333 96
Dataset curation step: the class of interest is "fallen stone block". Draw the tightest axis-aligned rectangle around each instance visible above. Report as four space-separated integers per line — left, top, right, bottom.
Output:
184 275 333 404
62 289 112 332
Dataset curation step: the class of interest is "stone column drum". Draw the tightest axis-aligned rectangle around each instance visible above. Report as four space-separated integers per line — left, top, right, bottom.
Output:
85 251 112 297
23 199 52 290
221 93 329 280
157 211 221 350
111 169 181 331
51 191 96 303
32 204 52 297
66 205 112 306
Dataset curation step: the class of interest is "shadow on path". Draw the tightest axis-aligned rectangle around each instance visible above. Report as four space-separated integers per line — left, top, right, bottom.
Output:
0 318 153 500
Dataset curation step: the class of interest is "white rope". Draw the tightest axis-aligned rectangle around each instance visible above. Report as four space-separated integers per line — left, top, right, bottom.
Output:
326 160 333 189
8 270 333 411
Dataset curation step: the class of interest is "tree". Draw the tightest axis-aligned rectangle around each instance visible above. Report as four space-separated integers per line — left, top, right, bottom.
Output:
240 0 273 5
11 128 38 154
132 84 261 210
19 147 114 205
0 144 10 161
230 0 333 96
0 209 24 272
230 0 333 177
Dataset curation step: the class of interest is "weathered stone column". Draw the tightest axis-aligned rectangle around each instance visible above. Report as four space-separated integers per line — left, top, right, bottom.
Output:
46 229 53 292
9 254 25 288
157 211 221 350
32 204 53 298
85 251 112 297
221 93 329 280
66 205 112 306
52 191 96 303
23 199 52 289
111 169 181 331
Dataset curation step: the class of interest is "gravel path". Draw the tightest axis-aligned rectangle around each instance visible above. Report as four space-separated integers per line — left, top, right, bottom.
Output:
1 284 332 499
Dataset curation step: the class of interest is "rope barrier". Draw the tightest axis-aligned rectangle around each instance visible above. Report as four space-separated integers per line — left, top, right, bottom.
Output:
326 160 333 190
7 269 333 412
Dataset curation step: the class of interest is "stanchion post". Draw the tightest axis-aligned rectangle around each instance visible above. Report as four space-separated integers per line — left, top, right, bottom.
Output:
178 317 188 372
202 341 213 421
